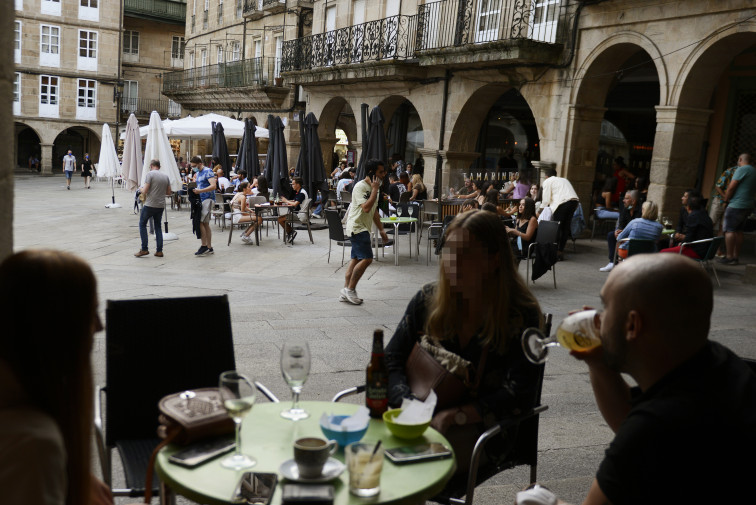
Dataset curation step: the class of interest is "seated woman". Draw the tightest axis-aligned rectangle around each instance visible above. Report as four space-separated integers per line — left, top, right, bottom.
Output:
0 250 117 505
506 197 539 259
457 179 482 201
615 200 664 260
475 182 490 207
385 210 543 475
228 182 255 243
240 176 270 243
409 174 428 201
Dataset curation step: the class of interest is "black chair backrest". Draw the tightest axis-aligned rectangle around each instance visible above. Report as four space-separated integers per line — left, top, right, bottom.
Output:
627 239 657 256
325 209 346 241
535 220 559 244
104 295 236 446
701 236 724 261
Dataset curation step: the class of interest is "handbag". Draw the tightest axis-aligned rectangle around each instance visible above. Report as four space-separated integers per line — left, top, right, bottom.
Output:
405 336 488 412
142 388 235 503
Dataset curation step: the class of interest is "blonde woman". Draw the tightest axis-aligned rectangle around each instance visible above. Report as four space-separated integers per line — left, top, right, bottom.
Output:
385 210 543 473
614 200 663 260
0 250 118 505
409 173 428 201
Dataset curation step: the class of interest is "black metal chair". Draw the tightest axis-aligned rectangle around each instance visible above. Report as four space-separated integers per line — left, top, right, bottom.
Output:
526 220 559 288
325 209 352 265
332 314 552 505
679 236 725 287
612 238 657 264
94 295 236 499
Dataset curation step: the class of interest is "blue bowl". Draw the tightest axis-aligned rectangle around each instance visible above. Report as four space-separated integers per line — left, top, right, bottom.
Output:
319 415 369 448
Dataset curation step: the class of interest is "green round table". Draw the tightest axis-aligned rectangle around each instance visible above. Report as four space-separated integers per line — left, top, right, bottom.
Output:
379 217 419 266
156 401 456 505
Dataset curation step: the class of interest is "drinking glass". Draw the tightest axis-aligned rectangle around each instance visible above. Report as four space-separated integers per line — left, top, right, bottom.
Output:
280 342 311 420
408 205 415 218
219 371 257 470
522 310 601 364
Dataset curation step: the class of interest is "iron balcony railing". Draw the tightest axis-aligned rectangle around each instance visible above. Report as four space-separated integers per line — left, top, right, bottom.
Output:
243 0 262 16
162 57 281 93
282 14 418 71
262 0 285 6
121 97 182 117
124 0 186 23
283 0 568 72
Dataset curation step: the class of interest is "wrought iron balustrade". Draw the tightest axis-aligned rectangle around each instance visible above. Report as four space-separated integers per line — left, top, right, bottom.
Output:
262 0 285 6
162 57 281 93
282 14 418 72
124 0 186 23
121 97 181 117
243 0 262 16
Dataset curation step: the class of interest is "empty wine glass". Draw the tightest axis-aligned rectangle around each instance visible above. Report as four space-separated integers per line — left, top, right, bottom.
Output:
408 205 415 218
219 371 257 470
522 311 601 364
280 342 311 420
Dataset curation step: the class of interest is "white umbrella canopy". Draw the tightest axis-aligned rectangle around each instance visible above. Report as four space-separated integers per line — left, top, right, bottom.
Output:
168 113 269 139
141 111 182 192
97 123 121 178
120 117 174 140
122 114 143 191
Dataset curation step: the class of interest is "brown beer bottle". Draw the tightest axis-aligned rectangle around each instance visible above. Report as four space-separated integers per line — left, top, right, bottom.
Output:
365 329 388 418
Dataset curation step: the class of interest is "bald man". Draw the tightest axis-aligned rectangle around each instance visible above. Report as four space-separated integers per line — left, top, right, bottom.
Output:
540 254 756 505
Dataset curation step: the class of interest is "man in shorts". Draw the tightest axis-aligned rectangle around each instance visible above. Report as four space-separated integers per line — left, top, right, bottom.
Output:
721 152 756 265
63 149 76 190
341 159 389 305
191 156 217 256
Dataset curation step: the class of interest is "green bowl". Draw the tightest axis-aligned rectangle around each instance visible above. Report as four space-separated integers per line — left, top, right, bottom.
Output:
383 409 431 439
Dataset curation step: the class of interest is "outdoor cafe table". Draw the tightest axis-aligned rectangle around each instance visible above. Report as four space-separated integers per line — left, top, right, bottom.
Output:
156 401 456 505
249 203 296 246
379 217 419 266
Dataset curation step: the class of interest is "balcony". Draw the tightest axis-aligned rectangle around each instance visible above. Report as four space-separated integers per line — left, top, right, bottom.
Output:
162 57 291 110
282 0 568 75
243 0 263 20
124 0 186 25
121 97 182 118
262 0 286 14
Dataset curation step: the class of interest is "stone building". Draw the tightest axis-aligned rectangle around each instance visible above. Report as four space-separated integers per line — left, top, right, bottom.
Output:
275 0 756 218
13 0 187 174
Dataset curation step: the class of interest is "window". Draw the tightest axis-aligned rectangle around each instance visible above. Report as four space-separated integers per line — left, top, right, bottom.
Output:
254 38 261 59
274 35 282 77
77 79 97 120
79 0 98 21
78 30 98 70
15 0 23 11
236 0 242 18
13 73 20 116
203 0 209 29
217 45 224 63
40 25 60 67
231 41 240 61
218 0 223 24
39 75 59 117
123 30 139 62
189 51 194 68
201 49 207 66
172 36 185 67
14 21 21 64
122 80 138 113
41 0 61 16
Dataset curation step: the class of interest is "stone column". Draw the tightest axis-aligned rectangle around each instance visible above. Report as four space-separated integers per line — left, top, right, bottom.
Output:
0 0 12 259
438 150 480 197
319 135 338 172
350 141 362 168
561 104 607 211
647 106 713 219
415 147 437 191
531 160 556 186
40 143 54 175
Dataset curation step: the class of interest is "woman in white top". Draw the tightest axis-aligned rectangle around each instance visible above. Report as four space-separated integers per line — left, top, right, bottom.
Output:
229 182 255 226
0 250 116 505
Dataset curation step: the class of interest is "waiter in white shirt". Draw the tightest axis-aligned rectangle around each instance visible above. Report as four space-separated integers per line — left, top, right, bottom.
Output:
541 168 579 257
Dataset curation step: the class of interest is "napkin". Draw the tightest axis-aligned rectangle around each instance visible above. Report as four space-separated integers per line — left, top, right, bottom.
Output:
396 390 436 424
320 406 370 431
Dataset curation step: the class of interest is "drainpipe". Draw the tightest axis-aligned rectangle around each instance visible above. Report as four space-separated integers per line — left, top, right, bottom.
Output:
434 69 451 198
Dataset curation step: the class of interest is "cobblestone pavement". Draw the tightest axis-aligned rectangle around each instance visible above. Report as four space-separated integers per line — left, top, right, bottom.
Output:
12 172 756 504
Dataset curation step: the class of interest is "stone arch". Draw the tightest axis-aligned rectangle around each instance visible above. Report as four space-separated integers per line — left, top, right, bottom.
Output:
15 122 43 168
318 96 358 169
675 27 756 108
51 125 102 170
572 31 669 107
379 95 426 170
448 83 516 154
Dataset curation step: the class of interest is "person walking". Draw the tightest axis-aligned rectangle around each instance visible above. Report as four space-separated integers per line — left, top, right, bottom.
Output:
341 159 389 305
63 149 76 190
134 160 171 258
191 156 217 256
81 154 93 189
721 152 756 265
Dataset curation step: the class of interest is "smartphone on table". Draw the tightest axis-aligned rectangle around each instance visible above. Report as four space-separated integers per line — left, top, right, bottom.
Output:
167 435 235 468
385 442 453 464
233 472 279 505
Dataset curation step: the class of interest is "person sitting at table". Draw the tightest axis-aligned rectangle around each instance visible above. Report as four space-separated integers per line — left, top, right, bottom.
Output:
385 210 543 475
409 174 428 201
232 170 248 190
239 176 270 243
483 188 515 217
228 182 255 243
506 197 539 260
457 180 482 201
614 200 664 260
0 250 129 505
481 202 498 214
278 177 307 244
451 178 473 197
660 194 714 259
461 199 479 212
216 168 232 193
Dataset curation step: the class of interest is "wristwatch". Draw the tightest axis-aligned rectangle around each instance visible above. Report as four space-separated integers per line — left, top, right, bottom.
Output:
454 408 467 426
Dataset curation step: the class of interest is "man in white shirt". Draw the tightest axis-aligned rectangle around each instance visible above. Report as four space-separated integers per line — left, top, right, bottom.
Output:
62 150 76 190
216 168 232 192
541 168 580 257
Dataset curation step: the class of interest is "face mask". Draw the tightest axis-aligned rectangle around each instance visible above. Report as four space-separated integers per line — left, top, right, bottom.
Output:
192 166 199 173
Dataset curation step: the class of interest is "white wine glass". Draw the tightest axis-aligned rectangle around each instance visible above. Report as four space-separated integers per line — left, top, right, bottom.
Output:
219 370 257 470
522 311 601 364
280 342 311 420
408 205 415 218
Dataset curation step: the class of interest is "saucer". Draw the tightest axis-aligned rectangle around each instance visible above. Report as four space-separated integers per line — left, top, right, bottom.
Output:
279 458 345 483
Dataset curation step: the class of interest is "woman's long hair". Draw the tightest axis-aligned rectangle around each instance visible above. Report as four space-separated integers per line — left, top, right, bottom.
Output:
425 211 542 354
0 250 97 505
519 197 536 221
257 175 270 200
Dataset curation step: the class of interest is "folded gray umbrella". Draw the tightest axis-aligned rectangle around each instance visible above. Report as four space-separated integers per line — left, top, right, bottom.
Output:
296 112 328 204
212 122 232 176
237 119 260 178
263 115 292 198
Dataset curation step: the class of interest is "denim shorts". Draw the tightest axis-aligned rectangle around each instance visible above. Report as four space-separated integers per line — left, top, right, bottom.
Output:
723 206 751 232
350 231 373 260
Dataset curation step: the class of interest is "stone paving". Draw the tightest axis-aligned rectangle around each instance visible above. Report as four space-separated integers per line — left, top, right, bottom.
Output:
11 172 756 505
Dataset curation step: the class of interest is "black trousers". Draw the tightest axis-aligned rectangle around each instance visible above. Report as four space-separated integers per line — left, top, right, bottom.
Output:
551 199 579 252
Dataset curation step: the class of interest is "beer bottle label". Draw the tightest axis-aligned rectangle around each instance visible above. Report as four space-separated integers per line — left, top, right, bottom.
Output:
366 371 388 411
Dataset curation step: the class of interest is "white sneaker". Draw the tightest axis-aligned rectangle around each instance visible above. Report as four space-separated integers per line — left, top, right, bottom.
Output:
340 287 363 305
241 235 252 243
599 262 614 272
